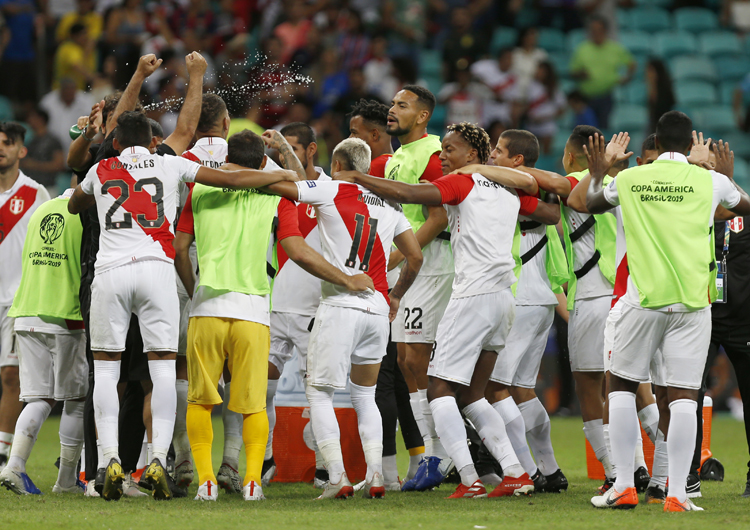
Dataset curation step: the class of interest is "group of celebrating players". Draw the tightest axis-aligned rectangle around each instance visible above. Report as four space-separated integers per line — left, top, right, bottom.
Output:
0 49 746 514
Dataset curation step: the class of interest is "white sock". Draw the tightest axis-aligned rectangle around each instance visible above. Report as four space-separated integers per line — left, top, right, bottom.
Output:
265 379 279 460
609 392 638 491
493 397 538 476
93 360 121 463
306 384 344 483
634 426 646 470
137 434 148 470
383 454 399 484
80 444 86 475
649 429 668 488
222 382 244 469
668 399 698 503
349 381 383 481
463 398 523 478
147 443 153 465
519 398 559 475
421 390 448 460
7 400 53 472
603 424 617 478
583 418 614 479
409 392 429 451
431 396 478 486
0 431 12 458
637 402 659 444
407 452 423 480
148 360 176 468
96 439 104 470
173 379 190 465
58 401 85 487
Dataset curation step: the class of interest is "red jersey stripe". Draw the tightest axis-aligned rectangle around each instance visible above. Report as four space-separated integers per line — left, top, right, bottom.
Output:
0 185 38 246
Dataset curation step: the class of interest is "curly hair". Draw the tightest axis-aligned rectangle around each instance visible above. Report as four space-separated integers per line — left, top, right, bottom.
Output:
447 122 491 164
347 98 389 129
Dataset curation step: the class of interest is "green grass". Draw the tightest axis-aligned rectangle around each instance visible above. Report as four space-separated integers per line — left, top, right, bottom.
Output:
2 416 750 529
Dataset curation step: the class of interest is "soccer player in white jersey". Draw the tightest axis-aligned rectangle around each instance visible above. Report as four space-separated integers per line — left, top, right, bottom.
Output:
483 129 569 493
584 112 750 512
265 138 423 499
335 123 547 499
0 122 50 472
67 111 299 501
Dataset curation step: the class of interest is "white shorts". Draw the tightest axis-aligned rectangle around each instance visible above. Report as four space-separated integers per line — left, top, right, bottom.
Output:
603 301 661 385
609 303 711 390
0 305 17 367
568 295 611 372
429 289 515 387
490 305 555 388
90 260 179 353
307 303 389 389
391 273 453 344
16 331 88 401
177 284 191 356
269 311 314 376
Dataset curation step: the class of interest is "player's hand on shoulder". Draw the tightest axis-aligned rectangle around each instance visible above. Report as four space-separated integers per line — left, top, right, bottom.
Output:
275 169 300 182
332 170 362 182
345 273 375 293
186 51 208 77
261 129 287 150
136 54 163 78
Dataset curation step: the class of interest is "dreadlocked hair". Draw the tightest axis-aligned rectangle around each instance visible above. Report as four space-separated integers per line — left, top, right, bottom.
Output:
447 122 491 164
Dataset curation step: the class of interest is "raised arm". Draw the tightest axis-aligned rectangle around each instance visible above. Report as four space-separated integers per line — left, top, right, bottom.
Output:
334 171 444 205
262 130 307 181
584 134 617 214
106 54 163 135
68 186 95 214
173 231 196 297
389 228 423 322
68 102 103 170
194 166 298 190
518 166 572 197
163 52 207 154
281 236 374 292
526 200 561 225
714 140 750 216
453 164 539 195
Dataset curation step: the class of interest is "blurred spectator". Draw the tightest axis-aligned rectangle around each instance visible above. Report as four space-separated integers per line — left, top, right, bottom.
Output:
734 72 750 132
569 15 635 128
438 64 494 128
568 89 598 128
512 27 548 93
289 24 323 72
538 0 581 32
228 100 265 138
383 0 428 59
514 61 566 153
471 47 518 125
646 58 675 134
105 0 148 86
441 6 489 74
165 0 217 56
0 0 38 104
39 78 94 151
90 53 117 102
274 0 312 64
578 0 618 39
56 0 102 43
256 36 296 127
54 23 96 91
19 107 65 188
337 9 371 70
723 0 750 31
486 119 508 148
311 47 349 118
364 35 398 103
333 68 383 127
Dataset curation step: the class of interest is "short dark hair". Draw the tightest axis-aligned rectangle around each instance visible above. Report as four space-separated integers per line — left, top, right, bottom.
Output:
589 14 609 32
567 125 604 155
148 118 163 138
642 133 657 154
70 23 86 37
447 122 491 164
197 93 227 133
227 129 265 170
115 111 152 149
102 91 144 128
500 129 540 167
280 122 316 149
402 84 436 115
656 111 692 153
0 122 26 144
348 98 389 129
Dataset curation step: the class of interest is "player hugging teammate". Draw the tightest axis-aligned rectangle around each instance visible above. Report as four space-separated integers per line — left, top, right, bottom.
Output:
0 52 748 516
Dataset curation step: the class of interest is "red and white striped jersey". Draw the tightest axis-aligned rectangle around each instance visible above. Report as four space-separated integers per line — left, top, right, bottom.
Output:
295 180 412 316
432 172 528 298
272 171 331 316
182 137 227 169
0 171 49 305
81 146 200 273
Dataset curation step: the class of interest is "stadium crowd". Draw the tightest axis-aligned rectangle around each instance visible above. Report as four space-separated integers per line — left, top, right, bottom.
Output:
1 0 750 516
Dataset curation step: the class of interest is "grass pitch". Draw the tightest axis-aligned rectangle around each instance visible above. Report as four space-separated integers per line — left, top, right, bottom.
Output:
2 415 749 530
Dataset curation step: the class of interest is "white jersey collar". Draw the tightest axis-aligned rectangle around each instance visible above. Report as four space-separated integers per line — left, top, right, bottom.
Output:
657 152 688 164
194 136 228 147
122 146 151 156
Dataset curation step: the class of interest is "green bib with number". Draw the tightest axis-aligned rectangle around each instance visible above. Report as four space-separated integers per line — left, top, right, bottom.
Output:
560 170 617 310
615 161 716 309
9 197 83 320
191 183 281 296
386 134 443 232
